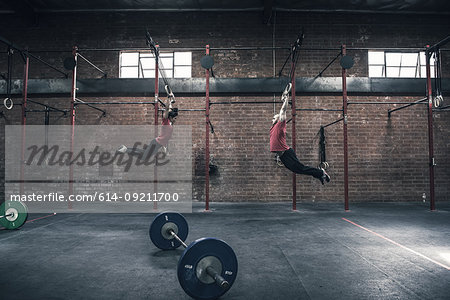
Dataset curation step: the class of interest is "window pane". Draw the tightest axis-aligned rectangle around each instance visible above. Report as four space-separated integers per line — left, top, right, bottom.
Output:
142 69 155 78
141 53 154 58
174 52 192 65
174 66 192 78
419 66 436 78
160 57 173 68
386 53 402 66
140 57 155 69
419 51 437 66
401 53 418 67
419 52 427 65
368 51 384 64
162 70 173 78
121 53 139 66
369 66 384 77
399 67 416 78
160 53 173 58
386 66 400 77
120 67 138 78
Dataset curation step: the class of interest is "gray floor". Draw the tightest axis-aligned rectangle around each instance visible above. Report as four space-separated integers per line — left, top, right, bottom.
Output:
1 202 450 300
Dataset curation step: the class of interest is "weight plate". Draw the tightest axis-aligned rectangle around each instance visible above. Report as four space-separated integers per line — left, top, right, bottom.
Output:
340 55 354 69
63 57 77 70
200 55 214 69
149 212 188 250
0 201 28 230
177 238 238 300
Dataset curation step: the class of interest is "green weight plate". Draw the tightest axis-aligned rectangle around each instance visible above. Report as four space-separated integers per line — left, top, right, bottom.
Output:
0 201 28 230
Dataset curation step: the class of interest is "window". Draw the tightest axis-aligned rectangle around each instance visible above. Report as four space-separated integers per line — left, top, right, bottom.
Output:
368 51 436 78
119 51 192 78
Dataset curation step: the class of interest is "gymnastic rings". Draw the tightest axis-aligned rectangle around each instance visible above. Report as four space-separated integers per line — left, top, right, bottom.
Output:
3 97 13 110
165 85 175 103
276 154 284 167
319 162 329 170
433 95 443 108
283 83 292 96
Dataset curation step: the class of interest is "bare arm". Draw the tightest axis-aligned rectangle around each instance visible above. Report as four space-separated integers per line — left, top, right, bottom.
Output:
162 97 173 119
278 94 289 121
162 85 175 119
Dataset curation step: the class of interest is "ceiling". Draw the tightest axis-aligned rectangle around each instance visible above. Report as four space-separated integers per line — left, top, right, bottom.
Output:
1 0 450 14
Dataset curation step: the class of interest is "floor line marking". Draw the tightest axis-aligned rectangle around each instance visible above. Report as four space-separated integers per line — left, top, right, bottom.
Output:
342 217 450 271
279 246 312 300
26 213 57 223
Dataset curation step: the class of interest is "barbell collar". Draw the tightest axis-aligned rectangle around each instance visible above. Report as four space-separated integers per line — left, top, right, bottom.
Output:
0 213 14 219
206 266 230 289
169 229 188 248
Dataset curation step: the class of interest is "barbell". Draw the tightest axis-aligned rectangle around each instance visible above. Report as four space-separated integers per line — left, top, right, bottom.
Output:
149 212 238 300
0 201 28 229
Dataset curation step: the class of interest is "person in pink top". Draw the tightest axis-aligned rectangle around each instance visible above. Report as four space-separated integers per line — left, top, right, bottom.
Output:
270 83 330 185
118 86 177 160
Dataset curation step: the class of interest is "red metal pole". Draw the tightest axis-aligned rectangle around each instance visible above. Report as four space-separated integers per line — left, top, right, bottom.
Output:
69 47 77 209
205 45 210 211
20 56 29 195
291 63 297 211
342 45 349 211
425 47 436 211
154 45 159 210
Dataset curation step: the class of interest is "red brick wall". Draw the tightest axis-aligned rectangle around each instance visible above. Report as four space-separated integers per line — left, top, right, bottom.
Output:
1 11 449 204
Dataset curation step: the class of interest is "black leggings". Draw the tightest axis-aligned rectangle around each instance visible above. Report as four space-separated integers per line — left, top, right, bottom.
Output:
280 148 323 179
126 139 162 160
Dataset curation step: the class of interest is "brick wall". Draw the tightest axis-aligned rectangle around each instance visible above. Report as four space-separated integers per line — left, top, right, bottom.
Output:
1 11 449 204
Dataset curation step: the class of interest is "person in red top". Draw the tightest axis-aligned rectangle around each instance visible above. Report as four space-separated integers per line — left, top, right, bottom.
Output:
270 83 330 185
118 86 177 159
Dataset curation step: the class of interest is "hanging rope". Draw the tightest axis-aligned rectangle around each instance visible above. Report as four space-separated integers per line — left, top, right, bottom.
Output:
145 30 175 102
278 29 304 96
3 47 14 109
433 49 443 107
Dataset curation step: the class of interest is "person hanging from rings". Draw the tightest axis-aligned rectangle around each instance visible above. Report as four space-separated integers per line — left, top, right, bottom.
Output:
270 83 330 185
117 85 178 159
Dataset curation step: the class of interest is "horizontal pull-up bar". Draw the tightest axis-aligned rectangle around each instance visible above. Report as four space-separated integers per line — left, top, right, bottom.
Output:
387 97 428 116
348 101 428 105
74 101 155 105
74 98 106 116
296 108 342 112
210 101 280 105
25 109 68 114
26 99 68 114
157 108 206 112
48 47 450 53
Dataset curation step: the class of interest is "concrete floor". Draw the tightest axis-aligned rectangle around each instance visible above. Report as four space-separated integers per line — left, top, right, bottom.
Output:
1 202 450 300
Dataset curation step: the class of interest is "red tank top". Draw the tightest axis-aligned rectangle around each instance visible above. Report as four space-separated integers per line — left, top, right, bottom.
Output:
156 118 173 146
270 120 289 152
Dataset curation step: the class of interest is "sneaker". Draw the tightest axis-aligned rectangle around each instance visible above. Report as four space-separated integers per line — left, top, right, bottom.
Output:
117 145 127 153
320 168 331 185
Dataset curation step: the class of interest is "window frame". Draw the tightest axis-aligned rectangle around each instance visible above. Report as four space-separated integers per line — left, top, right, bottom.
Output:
119 50 192 79
368 50 435 78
